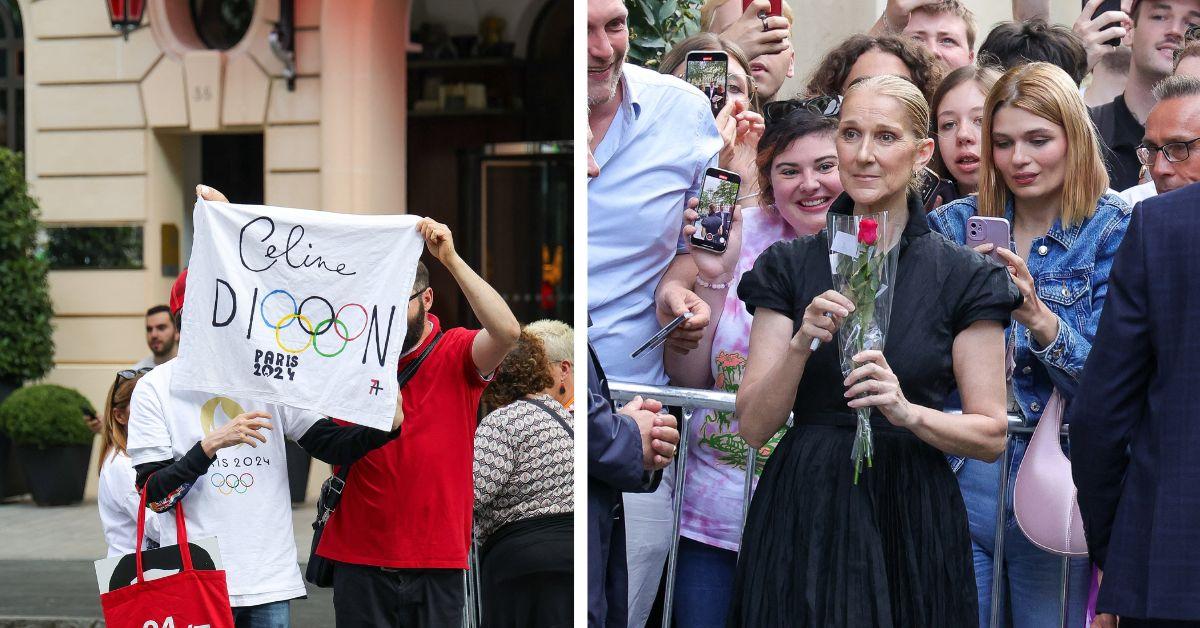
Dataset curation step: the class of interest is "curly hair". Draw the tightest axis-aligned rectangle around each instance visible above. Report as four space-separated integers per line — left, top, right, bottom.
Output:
482 331 555 408
805 34 943 103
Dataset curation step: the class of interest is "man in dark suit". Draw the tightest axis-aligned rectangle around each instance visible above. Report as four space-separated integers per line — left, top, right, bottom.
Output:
1069 185 1200 628
588 341 679 628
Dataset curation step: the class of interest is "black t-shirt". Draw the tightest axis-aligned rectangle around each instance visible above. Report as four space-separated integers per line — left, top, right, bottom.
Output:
1090 94 1145 192
736 192 1020 422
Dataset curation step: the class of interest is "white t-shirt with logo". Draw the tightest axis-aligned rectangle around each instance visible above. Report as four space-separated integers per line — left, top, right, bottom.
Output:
126 358 320 607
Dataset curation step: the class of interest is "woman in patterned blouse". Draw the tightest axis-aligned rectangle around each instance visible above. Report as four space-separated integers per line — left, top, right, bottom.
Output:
473 330 574 627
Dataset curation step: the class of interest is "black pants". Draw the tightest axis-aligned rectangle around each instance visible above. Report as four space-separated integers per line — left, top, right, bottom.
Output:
332 562 465 627
479 513 572 627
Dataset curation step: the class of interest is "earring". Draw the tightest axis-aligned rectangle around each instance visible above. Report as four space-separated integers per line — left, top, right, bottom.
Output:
558 379 566 396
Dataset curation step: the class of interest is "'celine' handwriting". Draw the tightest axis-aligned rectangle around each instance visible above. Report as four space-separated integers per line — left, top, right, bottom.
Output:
238 216 356 276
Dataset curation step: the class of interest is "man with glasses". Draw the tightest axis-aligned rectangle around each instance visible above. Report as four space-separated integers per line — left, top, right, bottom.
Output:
1121 74 1200 203
1089 0 1200 191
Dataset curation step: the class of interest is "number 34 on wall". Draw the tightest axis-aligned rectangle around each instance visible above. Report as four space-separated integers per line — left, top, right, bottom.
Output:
143 618 210 628
192 85 214 102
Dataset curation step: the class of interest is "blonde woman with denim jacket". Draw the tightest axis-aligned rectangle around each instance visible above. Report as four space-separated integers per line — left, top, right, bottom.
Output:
928 62 1131 628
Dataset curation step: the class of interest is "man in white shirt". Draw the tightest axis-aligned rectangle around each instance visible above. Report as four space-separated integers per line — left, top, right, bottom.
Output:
126 186 405 628
588 0 723 623
132 305 178 370
1120 74 1200 204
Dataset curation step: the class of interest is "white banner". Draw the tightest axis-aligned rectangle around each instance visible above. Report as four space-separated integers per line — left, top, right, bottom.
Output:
172 198 424 430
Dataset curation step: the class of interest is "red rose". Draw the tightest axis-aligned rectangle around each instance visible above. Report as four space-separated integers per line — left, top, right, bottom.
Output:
858 218 878 246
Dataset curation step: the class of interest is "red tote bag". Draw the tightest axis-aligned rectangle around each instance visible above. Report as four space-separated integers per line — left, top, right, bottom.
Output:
100 488 234 628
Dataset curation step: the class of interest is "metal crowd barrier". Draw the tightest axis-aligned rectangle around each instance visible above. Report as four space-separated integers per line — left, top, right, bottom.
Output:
462 537 481 628
608 381 1075 628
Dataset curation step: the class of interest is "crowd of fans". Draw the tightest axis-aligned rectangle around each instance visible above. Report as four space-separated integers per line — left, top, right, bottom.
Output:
589 0 1200 627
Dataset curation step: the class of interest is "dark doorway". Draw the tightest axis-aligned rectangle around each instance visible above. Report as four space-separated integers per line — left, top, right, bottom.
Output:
525 0 570 141
178 133 263 268
201 134 264 203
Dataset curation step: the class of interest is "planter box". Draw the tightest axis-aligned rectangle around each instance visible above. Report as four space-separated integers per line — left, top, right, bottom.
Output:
15 443 91 506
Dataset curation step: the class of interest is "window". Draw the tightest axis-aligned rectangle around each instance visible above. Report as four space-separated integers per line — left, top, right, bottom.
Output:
43 226 144 270
190 0 255 50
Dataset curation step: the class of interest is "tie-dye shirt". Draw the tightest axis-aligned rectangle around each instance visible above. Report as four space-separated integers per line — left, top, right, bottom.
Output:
679 205 796 551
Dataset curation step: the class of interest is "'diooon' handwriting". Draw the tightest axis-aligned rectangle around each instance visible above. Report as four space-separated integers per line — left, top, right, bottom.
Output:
238 216 357 276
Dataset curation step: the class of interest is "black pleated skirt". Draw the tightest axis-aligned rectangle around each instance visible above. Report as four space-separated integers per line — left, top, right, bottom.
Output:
479 512 573 628
728 419 978 627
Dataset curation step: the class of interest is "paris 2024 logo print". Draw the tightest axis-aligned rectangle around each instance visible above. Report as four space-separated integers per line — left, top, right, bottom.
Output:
200 396 271 496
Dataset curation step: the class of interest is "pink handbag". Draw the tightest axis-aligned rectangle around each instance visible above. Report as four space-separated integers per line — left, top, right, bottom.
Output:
1012 390 1089 557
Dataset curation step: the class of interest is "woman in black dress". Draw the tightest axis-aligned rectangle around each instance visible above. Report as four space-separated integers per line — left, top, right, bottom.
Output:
728 75 1019 627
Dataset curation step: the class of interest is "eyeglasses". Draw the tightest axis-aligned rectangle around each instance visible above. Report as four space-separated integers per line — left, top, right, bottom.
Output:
409 288 427 302
109 367 152 410
763 95 841 126
1135 136 1200 166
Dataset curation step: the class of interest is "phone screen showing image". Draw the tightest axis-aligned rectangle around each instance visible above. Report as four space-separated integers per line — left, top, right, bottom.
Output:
685 52 728 117
691 168 740 254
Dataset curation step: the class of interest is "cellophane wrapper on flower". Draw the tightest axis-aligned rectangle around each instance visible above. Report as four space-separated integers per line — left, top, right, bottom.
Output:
826 212 900 484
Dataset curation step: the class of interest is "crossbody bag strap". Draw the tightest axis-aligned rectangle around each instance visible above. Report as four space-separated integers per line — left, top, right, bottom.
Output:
324 331 445 508
522 397 574 438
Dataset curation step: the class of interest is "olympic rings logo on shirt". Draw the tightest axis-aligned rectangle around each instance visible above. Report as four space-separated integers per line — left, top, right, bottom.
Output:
210 472 255 495
259 289 370 357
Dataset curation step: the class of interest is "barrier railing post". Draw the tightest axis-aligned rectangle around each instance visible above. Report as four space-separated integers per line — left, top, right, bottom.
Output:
989 433 1011 628
741 445 757 544
1058 555 1070 627
661 408 692 628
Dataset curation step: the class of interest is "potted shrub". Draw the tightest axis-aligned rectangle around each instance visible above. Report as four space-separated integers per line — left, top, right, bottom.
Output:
0 384 93 506
0 149 55 499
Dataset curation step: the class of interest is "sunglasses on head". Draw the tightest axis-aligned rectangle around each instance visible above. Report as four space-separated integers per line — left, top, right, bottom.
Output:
110 367 153 409
763 95 842 126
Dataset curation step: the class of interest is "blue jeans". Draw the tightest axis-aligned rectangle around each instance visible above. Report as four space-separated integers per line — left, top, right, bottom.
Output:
958 437 1089 628
231 600 290 628
673 536 738 628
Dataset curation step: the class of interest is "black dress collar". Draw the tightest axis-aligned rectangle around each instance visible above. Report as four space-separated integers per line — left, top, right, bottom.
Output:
827 191 930 248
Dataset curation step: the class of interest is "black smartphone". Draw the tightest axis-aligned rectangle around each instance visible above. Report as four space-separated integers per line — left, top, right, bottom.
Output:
685 50 728 117
692 167 740 254
1087 0 1126 47
918 167 943 212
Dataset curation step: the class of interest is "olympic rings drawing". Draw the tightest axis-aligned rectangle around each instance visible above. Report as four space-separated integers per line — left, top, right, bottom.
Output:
313 318 350 358
210 472 255 495
258 289 371 357
275 313 315 354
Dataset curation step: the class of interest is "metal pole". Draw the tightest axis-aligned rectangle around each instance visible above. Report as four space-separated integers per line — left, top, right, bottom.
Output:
989 434 1011 628
473 538 483 628
661 409 692 628
741 445 757 544
462 569 471 628
1058 555 1070 628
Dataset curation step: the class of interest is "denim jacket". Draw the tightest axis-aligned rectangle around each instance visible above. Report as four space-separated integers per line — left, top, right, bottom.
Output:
928 193 1131 471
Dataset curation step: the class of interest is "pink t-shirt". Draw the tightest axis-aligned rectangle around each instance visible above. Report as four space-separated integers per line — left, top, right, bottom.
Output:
680 205 797 551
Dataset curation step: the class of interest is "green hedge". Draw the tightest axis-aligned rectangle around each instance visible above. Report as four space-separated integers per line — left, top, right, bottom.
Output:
0 384 94 448
0 149 54 383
